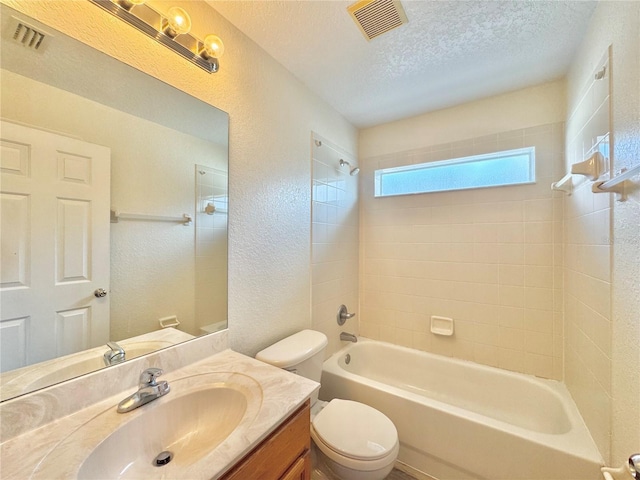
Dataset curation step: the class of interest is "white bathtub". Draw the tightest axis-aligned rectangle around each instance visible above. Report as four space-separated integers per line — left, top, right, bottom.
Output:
319 338 603 480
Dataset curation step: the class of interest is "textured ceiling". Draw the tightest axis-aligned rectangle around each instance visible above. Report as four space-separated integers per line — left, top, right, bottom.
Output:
209 0 597 128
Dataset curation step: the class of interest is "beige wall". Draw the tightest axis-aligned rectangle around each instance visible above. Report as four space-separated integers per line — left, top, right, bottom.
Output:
565 1 640 466
2 0 358 356
359 80 566 158
311 134 359 357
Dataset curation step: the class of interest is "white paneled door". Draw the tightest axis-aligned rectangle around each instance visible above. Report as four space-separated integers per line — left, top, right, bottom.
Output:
0 121 110 372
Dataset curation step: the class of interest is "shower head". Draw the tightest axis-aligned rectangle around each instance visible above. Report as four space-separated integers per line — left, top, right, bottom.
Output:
339 159 360 176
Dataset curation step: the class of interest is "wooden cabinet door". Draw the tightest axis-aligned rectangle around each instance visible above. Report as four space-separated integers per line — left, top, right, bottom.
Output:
280 451 310 480
222 400 310 480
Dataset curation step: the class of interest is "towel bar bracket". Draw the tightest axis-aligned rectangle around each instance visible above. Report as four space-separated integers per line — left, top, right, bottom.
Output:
592 163 640 202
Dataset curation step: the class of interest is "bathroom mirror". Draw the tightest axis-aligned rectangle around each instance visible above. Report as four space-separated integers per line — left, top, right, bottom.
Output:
0 4 228 401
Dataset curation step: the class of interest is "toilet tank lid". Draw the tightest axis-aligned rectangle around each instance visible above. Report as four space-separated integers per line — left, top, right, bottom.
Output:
255 330 328 368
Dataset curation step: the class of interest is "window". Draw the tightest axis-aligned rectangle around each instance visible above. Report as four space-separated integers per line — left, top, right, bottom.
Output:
374 147 535 197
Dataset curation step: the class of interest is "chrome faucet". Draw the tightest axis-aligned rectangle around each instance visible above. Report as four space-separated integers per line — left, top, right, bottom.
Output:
117 368 170 413
340 332 358 343
337 305 356 325
103 341 126 366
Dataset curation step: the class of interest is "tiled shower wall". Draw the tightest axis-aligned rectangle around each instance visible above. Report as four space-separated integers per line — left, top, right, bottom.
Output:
195 165 228 334
564 50 612 461
360 123 564 379
311 135 359 358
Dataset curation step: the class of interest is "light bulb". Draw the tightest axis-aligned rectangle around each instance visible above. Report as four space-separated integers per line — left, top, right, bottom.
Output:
164 7 191 37
201 34 224 59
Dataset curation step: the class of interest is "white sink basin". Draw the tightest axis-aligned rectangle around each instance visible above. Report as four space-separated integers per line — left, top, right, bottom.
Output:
32 372 263 479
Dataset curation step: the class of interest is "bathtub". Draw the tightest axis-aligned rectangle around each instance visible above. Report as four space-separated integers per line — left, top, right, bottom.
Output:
319 338 603 480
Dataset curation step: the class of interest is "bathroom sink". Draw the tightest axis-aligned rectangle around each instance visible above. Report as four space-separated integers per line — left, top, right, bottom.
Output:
78 387 246 478
32 372 263 479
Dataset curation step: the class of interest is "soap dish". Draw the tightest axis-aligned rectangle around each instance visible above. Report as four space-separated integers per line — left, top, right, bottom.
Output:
431 316 454 336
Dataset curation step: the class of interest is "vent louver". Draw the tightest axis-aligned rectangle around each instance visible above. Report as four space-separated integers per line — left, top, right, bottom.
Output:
10 18 48 51
347 0 408 41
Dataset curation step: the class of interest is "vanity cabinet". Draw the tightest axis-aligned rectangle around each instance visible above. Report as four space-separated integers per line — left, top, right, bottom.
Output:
221 400 311 480
280 452 311 480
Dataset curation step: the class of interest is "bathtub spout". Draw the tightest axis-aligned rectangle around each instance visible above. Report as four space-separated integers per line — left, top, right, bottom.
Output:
340 332 358 343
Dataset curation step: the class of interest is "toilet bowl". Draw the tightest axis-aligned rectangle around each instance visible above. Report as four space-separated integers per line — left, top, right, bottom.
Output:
255 330 399 480
311 399 399 480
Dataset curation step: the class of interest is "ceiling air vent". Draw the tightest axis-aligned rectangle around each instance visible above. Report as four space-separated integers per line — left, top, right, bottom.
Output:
347 0 408 41
9 17 49 51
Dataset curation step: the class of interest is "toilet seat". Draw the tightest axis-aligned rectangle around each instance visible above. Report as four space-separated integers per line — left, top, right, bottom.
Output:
311 399 399 471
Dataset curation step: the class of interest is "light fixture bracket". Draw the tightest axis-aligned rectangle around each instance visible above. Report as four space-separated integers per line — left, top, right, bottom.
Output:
88 0 219 73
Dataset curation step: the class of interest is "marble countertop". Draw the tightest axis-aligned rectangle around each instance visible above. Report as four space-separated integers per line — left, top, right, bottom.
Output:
0 349 319 479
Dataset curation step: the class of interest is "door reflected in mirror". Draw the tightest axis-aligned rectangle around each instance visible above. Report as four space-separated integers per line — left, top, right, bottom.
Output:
0 4 229 401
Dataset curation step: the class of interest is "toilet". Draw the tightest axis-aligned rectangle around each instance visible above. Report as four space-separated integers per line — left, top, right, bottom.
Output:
256 330 399 480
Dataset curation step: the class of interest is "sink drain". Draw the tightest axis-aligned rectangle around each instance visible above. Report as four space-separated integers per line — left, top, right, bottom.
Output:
153 451 173 467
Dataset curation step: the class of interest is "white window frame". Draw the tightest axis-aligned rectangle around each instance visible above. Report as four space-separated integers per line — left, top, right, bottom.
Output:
374 147 536 197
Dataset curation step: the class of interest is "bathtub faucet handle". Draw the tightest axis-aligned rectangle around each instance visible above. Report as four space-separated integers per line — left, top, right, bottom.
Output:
337 304 356 325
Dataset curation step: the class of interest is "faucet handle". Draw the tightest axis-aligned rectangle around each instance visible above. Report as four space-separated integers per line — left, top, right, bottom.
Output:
139 368 164 387
337 304 356 325
107 341 125 354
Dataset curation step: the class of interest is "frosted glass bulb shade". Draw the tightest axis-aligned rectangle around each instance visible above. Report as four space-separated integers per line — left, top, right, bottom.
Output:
165 7 191 37
202 34 224 59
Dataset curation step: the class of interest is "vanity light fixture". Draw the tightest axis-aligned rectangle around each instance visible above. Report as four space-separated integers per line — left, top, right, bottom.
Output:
201 34 225 61
163 6 191 38
88 0 224 73
115 0 145 11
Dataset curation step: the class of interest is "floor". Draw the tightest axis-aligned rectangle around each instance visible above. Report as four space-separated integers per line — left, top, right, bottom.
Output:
386 469 417 479
310 444 417 480
311 464 416 480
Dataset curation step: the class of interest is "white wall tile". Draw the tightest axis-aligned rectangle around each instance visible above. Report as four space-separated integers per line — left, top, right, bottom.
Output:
524 309 554 334
360 123 564 379
311 136 359 358
564 39 617 463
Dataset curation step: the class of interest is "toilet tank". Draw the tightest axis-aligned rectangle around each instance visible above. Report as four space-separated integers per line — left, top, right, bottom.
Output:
255 330 328 402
